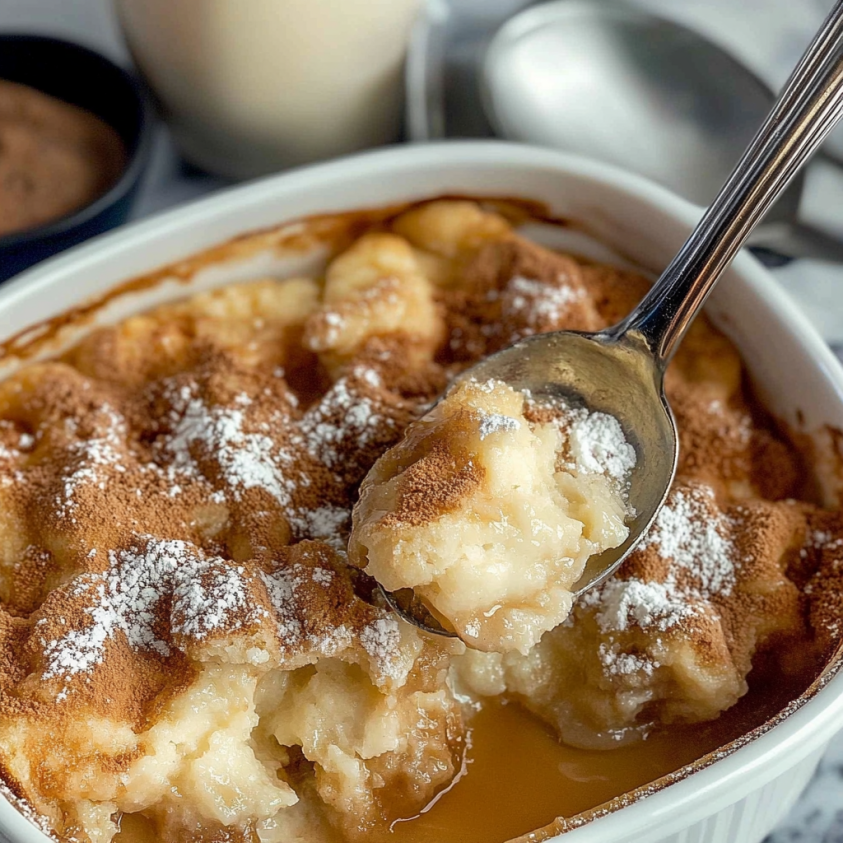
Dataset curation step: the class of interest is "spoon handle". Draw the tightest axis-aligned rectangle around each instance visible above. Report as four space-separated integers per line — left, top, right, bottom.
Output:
616 0 843 367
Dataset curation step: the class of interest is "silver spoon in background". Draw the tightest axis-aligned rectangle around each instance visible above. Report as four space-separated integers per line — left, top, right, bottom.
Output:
379 1 843 637
482 0 843 265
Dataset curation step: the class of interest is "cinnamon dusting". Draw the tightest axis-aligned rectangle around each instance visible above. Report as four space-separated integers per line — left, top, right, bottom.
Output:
0 197 841 843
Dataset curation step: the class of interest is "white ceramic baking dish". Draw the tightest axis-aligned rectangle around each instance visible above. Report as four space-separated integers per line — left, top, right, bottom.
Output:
1 142 843 843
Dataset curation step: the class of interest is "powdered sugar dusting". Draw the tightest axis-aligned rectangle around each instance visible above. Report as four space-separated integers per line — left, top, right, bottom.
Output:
524 394 637 490
164 386 293 505
314 311 346 350
160 372 394 548
505 275 584 327
598 643 656 677
259 565 309 647
39 537 265 699
258 562 404 678
585 484 736 637
299 371 396 472
802 528 843 558
39 367 397 553
56 403 128 519
359 616 404 679
172 559 259 640
591 578 695 634
478 412 520 440
641 485 735 597
258 561 357 655
568 410 636 482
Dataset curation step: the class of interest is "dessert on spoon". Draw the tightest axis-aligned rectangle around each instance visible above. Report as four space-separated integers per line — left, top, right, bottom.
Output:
350 1 843 645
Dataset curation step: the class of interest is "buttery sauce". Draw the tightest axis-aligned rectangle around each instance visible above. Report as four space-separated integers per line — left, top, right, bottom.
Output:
113 663 812 843
379 662 812 843
381 699 734 843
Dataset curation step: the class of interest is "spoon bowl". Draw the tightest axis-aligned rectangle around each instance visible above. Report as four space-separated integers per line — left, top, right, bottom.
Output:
483 1 771 207
378 330 676 638
457 330 676 595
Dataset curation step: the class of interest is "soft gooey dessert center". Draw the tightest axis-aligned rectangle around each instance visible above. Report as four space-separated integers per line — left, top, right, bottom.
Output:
0 199 840 843
350 378 635 654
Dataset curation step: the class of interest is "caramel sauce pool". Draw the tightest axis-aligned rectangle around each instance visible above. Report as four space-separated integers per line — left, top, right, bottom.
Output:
380 701 734 843
113 664 808 843
371 654 814 843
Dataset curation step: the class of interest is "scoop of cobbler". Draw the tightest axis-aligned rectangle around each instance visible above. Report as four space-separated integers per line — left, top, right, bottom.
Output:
349 379 633 654
0 198 840 843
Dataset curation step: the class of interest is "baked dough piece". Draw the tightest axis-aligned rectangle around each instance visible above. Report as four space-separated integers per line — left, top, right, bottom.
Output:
453 482 807 748
351 379 633 655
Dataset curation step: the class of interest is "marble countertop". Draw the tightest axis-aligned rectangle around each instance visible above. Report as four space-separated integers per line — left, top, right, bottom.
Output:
2 1 843 841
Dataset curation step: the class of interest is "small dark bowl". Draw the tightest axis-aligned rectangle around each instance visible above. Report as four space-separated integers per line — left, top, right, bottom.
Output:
0 35 155 282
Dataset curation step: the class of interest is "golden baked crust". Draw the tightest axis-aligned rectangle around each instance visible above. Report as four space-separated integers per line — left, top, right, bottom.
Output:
0 198 839 843
0 266 462 842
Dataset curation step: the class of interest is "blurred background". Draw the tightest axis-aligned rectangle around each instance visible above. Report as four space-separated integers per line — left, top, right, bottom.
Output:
0 2 842 837
2 0 843 345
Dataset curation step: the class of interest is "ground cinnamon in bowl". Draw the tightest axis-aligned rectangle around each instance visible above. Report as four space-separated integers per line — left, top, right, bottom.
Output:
0 79 127 237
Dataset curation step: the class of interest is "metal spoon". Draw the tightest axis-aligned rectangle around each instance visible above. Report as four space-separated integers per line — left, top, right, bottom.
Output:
380 1 843 637
482 0 843 264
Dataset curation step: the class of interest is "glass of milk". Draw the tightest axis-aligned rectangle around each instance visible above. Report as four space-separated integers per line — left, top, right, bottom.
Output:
114 0 422 179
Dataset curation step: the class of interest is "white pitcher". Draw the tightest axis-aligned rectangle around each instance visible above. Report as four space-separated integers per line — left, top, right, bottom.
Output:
114 0 422 178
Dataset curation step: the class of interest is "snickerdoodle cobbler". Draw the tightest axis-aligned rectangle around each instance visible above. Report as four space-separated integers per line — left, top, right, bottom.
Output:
1 199 842 843
349 377 635 654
